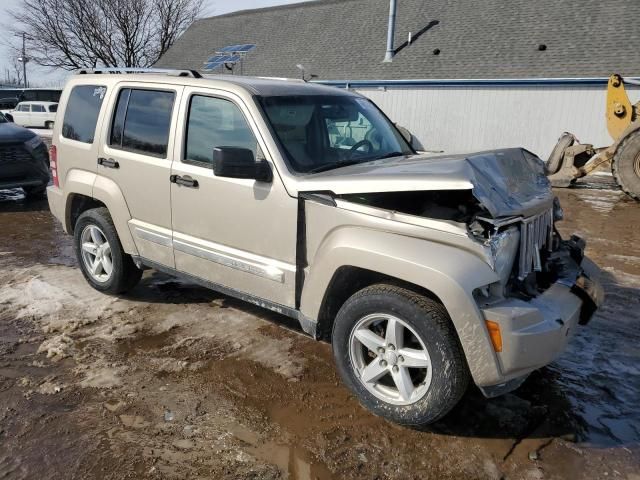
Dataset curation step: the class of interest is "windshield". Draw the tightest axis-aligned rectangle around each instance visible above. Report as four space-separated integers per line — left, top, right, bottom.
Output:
258 95 414 174
0 113 6 123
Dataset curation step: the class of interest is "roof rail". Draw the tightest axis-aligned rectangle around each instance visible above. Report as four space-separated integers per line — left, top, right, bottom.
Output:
77 67 202 78
256 76 305 83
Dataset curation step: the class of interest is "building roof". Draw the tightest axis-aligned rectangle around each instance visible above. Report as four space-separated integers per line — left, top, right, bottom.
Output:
156 0 640 81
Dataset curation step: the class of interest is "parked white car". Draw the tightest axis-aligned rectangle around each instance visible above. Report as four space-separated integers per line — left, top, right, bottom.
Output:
9 101 58 128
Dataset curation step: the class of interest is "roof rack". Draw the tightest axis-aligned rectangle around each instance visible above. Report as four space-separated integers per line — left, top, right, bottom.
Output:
77 67 202 78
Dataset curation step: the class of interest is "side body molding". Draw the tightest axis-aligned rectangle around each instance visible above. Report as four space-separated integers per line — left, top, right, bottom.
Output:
300 224 504 387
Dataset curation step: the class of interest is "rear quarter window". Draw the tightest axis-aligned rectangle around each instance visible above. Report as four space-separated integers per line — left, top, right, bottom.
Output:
62 85 107 143
49 105 58 113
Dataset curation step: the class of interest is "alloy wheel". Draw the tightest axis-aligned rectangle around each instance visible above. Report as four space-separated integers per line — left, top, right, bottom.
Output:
80 224 113 283
349 313 433 405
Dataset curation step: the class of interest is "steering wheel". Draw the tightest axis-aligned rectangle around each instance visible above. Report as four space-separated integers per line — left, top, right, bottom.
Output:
348 139 373 158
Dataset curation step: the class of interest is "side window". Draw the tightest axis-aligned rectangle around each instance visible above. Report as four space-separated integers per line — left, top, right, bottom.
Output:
62 85 107 143
49 105 58 113
109 89 174 158
18 104 30 112
32 104 45 113
184 95 257 165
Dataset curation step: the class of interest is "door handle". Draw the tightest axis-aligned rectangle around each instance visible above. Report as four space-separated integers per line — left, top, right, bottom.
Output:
97 157 119 169
170 174 199 188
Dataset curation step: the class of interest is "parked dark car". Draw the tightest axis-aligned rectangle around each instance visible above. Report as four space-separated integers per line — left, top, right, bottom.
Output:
0 112 50 197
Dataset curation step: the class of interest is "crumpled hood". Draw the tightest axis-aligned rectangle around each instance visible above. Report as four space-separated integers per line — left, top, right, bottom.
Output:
0 122 37 144
296 148 553 218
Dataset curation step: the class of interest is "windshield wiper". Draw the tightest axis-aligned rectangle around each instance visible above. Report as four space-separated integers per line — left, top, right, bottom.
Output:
373 151 407 160
306 152 409 174
307 159 365 174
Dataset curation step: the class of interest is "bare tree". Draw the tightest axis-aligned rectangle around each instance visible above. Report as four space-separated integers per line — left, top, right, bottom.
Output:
9 0 203 70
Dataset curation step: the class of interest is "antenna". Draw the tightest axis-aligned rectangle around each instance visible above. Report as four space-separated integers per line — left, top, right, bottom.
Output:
296 64 317 82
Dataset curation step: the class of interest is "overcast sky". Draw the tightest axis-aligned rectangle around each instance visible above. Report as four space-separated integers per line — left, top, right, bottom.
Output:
0 0 313 87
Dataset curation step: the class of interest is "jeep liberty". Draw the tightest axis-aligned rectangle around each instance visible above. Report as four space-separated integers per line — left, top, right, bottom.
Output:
47 69 604 426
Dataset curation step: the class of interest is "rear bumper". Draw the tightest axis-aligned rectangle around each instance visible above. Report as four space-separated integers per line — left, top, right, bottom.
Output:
478 254 603 395
46 185 67 233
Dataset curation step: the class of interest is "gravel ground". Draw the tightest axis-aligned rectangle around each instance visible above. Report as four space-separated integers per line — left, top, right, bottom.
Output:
0 178 638 480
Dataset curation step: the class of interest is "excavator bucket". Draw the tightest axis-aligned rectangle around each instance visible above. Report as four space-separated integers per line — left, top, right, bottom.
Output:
546 133 609 187
546 74 635 192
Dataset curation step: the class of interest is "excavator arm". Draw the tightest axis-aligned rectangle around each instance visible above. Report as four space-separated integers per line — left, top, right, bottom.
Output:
606 74 637 140
547 74 640 200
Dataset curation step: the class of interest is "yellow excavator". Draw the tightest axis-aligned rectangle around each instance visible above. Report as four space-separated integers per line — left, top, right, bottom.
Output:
547 73 640 200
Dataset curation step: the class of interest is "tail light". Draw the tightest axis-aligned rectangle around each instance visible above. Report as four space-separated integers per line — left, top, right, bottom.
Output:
49 145 59 187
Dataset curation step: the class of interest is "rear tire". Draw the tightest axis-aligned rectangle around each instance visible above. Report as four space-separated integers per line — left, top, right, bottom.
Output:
45 121 54 129
332 284 469 427
612 130 640 201
73 207 142 294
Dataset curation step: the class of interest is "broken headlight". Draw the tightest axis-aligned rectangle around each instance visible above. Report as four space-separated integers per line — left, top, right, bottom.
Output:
487 226 520 285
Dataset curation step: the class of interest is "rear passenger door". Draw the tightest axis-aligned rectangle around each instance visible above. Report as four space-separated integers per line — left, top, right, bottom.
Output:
98 83 183 268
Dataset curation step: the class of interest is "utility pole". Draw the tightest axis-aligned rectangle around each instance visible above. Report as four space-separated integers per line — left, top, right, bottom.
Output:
14 32 29 88
21 33 27 88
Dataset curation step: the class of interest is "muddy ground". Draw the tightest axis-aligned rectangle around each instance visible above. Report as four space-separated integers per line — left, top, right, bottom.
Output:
0 175 639 480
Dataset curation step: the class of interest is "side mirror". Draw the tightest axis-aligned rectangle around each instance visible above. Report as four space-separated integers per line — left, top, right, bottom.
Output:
395 124 413 144
395 124 425 151
213 146 272 183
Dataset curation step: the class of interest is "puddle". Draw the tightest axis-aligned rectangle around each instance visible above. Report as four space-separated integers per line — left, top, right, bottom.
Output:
229 422 332 480
249 442 333 480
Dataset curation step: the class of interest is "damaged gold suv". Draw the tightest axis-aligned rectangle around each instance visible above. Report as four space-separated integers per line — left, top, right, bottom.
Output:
47 69 604 426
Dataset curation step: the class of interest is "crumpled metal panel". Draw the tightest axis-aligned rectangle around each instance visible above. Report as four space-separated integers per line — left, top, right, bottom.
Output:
297 148 554 218
464 149 554 218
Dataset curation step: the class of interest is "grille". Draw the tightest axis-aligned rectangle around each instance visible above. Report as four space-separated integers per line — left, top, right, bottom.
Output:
518 208 553 280
0 144 33 164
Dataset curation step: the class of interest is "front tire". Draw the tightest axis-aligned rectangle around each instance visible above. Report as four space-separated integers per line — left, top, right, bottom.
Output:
74 207 142 294
332 284 469 427
612 130 640 201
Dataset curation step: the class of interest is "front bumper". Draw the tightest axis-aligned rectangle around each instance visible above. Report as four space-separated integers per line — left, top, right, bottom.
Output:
0 142 49 190
478 253 603 396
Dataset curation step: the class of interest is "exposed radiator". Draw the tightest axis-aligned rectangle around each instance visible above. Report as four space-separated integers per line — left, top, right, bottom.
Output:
518 209 554 280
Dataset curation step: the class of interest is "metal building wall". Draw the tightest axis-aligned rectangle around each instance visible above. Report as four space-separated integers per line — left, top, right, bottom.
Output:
346 83 640 160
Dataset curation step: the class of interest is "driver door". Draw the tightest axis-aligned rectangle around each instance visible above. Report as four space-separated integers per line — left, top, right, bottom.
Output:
170 87 297 308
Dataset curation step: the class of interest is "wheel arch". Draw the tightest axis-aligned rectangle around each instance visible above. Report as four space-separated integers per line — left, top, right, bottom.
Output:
314 265 443 342
66 193 106 233
300 228 503 386
63 172 138 255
